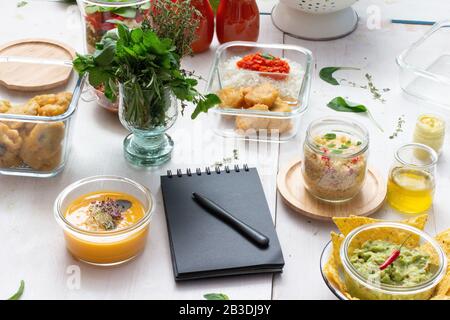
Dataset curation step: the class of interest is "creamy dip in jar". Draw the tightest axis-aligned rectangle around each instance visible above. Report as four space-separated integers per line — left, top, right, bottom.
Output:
302 117 369 202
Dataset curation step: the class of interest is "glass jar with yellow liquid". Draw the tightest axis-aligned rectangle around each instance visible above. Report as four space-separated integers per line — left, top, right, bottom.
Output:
387 143 438 215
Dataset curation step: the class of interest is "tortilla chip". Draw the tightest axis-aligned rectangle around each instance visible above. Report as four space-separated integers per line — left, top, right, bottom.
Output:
430 295 450 300
403 214 428 231
332 214 428 237
435 229 450 260
331 231 344 268
435 271 450 296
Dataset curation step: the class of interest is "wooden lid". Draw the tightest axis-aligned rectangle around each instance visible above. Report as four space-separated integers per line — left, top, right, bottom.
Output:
277 158 387 221
0 39 75 92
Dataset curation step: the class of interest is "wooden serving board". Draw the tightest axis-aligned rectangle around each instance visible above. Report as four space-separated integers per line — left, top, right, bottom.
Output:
277 158 387 221
0 39 75 92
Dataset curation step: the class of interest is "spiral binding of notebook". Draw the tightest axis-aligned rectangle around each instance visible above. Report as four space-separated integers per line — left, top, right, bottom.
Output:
160 164 284 280
166 164 250 178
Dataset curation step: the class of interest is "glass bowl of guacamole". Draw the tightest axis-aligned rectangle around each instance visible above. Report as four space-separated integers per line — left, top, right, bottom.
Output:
340 222 447 300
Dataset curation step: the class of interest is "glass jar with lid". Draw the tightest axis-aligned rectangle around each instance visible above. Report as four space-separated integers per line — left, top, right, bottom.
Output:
301 117 369 202
387 143 438 214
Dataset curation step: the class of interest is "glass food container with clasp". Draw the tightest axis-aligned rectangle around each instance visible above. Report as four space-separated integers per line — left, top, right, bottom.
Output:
387 143 438 214
301 117 369 202
0 56 83 178
206 41 313 142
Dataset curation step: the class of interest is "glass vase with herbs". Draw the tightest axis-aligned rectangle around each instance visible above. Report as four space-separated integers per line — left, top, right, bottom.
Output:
73 20 220 167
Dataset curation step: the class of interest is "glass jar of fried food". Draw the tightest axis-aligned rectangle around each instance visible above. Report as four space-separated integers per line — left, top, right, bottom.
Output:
0 91 76 177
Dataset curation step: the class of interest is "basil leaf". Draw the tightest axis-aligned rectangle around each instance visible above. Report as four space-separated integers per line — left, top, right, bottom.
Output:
319 67 360 86
203 293 230 300
323 133 336 140
8 280 25 300
113 7 137 19
191 94 221 119
327 97 367 113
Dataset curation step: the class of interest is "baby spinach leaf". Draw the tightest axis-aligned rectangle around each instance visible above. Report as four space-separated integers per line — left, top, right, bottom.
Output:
327 97 367 113
204 293 230 300
319 67 360 86
8 280 24 300
326 97 384 132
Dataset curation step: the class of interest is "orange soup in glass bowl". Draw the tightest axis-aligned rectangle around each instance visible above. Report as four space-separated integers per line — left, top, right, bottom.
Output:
54 176 153 266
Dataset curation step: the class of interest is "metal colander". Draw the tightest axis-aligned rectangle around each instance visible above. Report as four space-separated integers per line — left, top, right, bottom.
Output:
281 0 357 14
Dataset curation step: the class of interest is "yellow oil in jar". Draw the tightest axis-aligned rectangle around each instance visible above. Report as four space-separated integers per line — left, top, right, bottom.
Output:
387 167 434 214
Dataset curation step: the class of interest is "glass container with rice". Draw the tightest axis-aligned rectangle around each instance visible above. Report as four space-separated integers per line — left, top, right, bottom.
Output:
206 42 313 141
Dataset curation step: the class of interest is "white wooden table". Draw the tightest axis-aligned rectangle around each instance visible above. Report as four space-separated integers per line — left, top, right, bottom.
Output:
1 0 450 300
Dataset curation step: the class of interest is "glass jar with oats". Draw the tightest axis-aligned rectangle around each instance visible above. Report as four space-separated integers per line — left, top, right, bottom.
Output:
302 117 369 202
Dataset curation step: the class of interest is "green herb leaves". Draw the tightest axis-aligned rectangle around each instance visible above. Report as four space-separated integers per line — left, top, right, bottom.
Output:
8 280 24 300
327 97 383 132
203 293 230 300
73 23 220 127
319 67 360 86
323 133 336 140
327 97 367 113
261 53 275 60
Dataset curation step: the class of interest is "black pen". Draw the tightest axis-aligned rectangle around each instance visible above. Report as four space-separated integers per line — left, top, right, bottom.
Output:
192 192 270 248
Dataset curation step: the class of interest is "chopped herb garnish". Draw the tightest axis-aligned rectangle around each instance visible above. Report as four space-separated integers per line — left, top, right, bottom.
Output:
324 133 337 140
327 143 336 148
356 141 362 146
331 150 343 154
261 53 275 60
87 198 128 230
339 145 349 149
389 115 406 139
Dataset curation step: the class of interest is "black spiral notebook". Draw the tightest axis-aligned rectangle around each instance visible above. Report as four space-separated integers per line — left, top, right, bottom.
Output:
161 165 284 280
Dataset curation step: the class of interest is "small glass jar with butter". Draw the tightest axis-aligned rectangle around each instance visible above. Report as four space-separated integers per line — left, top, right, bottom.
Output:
413 114 445 156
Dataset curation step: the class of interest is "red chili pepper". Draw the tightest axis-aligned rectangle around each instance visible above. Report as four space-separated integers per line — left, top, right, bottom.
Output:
379 235 412 270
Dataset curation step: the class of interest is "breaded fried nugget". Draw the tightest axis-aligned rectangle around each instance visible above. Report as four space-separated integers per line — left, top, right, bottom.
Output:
268 98 292 134
38 104 67 117
235 104 270 131
0 100 11 113
271 98 292 112
19 122 65 171
217 87 244 108
0 123 23 167
35 92 72 116
244 83 279 108
7 100 39 116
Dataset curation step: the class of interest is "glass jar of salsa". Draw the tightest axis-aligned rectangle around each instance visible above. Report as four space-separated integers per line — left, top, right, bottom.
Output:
191 0 215 53
216 0 260 44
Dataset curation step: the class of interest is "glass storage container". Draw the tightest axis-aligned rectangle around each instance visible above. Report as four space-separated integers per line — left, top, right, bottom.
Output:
76 0 151 54
396 20 450 108
301 117 369 202
206 41 313 142
387 143 437 214
340 222 447 300
0 56 83 177
54 176 154 266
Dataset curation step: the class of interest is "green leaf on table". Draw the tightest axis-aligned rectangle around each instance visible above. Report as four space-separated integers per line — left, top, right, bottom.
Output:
319 67 360 86
204 293 230 300
8 280 25 300
327 97 367 113
326 97 384 132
